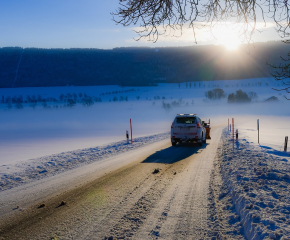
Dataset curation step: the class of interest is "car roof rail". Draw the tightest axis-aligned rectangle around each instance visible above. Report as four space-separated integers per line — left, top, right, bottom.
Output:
177 113 196 116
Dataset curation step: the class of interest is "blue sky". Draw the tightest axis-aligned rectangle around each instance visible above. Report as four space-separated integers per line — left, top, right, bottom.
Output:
0 0 281 49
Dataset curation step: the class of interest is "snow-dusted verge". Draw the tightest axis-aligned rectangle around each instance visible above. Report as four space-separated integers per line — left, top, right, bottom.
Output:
0 132 169 191
219 129 290 239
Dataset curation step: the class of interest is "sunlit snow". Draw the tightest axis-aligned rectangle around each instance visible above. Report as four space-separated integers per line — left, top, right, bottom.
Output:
0 77 289 165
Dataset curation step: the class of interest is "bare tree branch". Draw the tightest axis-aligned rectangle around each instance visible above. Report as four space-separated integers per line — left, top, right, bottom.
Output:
112 0 279 43
268 51 290 100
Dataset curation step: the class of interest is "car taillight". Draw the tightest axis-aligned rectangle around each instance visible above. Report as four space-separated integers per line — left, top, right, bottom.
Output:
197 122 201 128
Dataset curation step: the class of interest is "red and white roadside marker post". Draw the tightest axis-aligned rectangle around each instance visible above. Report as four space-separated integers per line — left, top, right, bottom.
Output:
130 118 133 144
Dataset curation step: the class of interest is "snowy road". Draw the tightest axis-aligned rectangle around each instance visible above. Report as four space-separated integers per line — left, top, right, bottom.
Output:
0 127 222 239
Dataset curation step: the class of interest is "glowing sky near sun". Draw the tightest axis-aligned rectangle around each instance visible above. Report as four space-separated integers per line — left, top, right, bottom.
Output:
0 1 282 49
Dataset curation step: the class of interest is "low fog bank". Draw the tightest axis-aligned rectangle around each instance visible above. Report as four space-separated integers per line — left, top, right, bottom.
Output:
0 100 289 165
0 78 289 165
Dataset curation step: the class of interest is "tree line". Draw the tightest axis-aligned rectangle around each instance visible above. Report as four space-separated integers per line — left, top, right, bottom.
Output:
0 42 286 88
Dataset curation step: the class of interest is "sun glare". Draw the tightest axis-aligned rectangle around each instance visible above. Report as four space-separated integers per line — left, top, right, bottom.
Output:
211 25 242 51
222 39 240 51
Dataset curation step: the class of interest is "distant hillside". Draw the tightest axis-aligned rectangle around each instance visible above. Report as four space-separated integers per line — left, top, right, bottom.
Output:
0 41 287 88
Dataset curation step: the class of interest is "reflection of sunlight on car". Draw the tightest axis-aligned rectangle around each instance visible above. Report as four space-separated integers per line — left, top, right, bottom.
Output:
171 114 207 147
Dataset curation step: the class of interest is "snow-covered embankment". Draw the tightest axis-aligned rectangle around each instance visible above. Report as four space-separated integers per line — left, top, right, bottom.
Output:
0 132 169 191
217 129 290 239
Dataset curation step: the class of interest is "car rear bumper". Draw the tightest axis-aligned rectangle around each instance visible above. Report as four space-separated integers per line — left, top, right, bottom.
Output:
171 136 202 143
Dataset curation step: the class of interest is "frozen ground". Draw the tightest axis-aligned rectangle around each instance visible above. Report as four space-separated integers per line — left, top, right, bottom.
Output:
213 128 290 239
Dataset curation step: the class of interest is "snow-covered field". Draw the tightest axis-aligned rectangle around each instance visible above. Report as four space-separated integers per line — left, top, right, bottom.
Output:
0 77 289 187
0 77 289 166
0 77 290 238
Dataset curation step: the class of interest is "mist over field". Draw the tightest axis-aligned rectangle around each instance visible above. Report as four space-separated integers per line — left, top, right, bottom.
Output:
0 77 289 165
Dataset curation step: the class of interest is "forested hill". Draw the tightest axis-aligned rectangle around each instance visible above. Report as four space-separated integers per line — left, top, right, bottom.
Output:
0 41 287 88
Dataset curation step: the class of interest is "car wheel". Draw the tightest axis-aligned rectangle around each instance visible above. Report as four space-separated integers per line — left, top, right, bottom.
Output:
172 142 176 146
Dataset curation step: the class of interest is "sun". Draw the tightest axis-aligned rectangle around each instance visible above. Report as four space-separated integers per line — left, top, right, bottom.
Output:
221 38 240 51
211 24 242 50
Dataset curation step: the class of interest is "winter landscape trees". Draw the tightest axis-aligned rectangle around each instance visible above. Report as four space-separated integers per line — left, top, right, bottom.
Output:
205 89 225 100
0 43 287 88
227 89 252 103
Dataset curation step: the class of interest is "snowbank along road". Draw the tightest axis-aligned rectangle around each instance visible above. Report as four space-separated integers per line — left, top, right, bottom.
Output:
210 130 290 239
0 126 245 239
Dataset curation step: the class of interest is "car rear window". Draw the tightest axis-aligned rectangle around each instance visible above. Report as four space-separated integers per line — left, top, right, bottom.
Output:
176 117 196 124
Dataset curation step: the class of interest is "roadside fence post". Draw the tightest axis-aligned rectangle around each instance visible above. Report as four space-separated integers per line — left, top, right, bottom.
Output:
257 119 259 144
285 136 288 152
232 118 235 141
126 130 129 144
130 119 133 144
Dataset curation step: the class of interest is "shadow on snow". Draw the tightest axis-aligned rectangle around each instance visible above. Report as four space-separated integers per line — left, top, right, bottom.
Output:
260 145 290 158
142 142 208 164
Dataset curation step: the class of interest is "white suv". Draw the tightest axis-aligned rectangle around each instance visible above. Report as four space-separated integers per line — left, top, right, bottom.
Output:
171 114 206 146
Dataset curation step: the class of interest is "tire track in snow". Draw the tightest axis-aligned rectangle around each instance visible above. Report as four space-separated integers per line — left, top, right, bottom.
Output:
133 128 222 240
87 146 191 239
99 128 222 239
